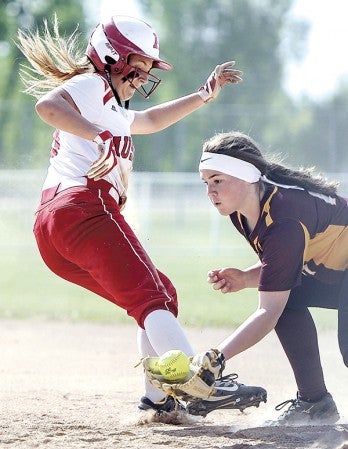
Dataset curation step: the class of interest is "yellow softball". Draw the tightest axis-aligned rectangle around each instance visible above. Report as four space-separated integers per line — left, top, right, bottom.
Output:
158 350 190 381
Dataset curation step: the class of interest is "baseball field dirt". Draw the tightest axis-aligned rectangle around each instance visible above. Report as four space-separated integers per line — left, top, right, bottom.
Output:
1 320 347 449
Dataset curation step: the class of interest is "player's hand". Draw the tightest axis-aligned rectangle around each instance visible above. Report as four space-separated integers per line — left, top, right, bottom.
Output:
207 267 246 294
87 130 117 181
198 61 243 103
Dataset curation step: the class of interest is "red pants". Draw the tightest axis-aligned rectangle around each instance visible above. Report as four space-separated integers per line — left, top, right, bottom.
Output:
33 185 178 328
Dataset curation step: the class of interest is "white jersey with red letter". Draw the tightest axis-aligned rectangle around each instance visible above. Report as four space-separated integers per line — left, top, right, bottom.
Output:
42 73 135 200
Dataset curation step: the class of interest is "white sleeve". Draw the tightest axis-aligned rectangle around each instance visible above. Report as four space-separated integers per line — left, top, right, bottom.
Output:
62 73 105 123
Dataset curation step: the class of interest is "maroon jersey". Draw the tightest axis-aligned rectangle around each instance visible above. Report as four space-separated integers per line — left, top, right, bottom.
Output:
230 182 348 291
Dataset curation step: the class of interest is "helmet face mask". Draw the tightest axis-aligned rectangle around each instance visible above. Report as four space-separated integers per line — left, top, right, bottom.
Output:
120 63 161 99
86 16 172 99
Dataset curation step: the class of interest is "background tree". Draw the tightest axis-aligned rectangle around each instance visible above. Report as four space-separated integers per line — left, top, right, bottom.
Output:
0 0 86 167
131 0 313 172
1 0 347 175
293 90 348 172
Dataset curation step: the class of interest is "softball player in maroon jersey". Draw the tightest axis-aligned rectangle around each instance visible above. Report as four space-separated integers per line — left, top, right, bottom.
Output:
17 16 268 416
198 131 348 424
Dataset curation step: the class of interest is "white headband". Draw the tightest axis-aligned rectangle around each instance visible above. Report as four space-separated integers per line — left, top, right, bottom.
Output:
199 153 261 183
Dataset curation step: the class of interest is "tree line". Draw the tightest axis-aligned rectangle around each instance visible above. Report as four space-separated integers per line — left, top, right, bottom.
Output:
1 0 347 173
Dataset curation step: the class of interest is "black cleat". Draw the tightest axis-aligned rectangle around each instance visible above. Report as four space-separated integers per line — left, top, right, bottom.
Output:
270 392 340 426
138 395 186 414
186 373 267 417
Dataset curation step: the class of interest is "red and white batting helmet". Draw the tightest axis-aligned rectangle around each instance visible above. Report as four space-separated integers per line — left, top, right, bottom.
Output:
86 15 172 73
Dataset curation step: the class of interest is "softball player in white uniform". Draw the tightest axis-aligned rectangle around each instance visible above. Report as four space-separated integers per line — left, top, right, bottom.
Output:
18 15 266 416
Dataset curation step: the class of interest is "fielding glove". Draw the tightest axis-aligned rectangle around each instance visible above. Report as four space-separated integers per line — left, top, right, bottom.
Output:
142 349 225 401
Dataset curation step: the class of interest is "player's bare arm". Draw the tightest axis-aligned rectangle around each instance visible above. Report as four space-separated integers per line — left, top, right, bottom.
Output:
208 261 261 293
217 290 290 360
36 88 102 140
208 267 247 293
131 61 243 135
242 261 262 287
131 93 205 134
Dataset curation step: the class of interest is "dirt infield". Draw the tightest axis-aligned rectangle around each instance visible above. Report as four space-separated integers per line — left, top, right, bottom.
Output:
1 319 347 449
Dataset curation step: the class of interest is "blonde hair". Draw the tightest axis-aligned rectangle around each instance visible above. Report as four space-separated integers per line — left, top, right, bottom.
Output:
17 15 94 98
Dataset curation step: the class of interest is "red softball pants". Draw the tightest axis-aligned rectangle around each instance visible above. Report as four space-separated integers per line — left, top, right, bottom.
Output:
33 184 178 328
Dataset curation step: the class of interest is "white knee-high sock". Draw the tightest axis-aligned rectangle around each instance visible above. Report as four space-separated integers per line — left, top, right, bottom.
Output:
144 309 194 356
137 327 166 403
137 327 157 358
139 310 194 403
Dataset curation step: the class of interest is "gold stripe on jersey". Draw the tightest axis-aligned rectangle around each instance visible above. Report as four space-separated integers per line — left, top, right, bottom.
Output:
304 225 348 271
251 186 278 251
263 186 278 227
300 222 310 265
237 213 243 229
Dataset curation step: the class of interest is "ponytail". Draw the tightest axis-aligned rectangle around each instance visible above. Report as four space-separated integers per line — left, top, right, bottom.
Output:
17 15 93 98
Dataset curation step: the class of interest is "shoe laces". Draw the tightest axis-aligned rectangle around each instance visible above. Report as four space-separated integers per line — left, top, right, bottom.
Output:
275 397 300 412
217 352 226 378
215 373 240 386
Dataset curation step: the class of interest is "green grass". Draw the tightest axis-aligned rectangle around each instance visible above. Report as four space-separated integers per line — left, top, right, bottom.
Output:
0 205 338 330
1 242 257 327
